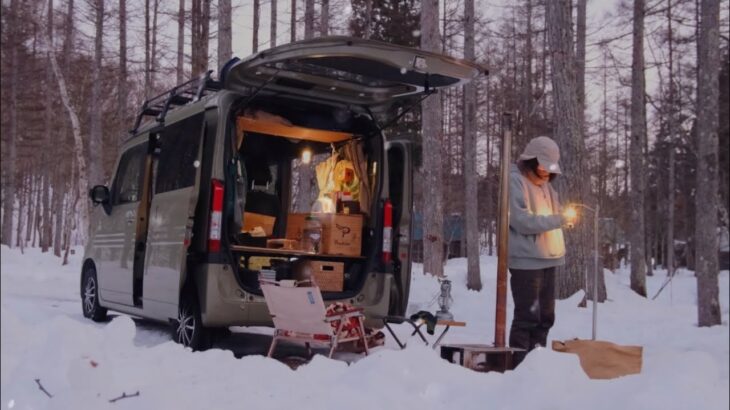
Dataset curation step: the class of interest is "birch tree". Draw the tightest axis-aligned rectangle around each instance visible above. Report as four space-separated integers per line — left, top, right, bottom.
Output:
48 28 90 238
420 0 444 277
629 0 647 297
695 0 721 326
463 0 481 290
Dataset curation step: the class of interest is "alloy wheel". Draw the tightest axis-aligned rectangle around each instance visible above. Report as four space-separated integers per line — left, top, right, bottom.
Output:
84 276 97 315
176 305 196 346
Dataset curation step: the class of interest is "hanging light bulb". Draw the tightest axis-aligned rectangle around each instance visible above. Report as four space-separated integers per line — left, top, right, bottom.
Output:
301 147 312 164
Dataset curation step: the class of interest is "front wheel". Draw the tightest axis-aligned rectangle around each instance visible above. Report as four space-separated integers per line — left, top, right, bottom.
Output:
81 266 108 322
173 292 210 351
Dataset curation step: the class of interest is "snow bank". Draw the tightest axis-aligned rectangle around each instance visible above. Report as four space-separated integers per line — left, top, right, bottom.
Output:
1 246 728 409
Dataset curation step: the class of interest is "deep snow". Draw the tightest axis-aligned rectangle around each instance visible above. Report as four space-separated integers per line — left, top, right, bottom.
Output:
1 245 728 409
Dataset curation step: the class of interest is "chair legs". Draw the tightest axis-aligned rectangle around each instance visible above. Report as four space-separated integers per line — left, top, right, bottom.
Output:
357 317 369 356
267 333 279 358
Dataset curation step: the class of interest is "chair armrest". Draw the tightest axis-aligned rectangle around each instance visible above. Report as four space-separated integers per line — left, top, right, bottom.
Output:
325 309 365 322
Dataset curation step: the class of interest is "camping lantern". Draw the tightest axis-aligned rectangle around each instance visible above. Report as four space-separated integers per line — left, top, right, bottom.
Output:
436 279 454 321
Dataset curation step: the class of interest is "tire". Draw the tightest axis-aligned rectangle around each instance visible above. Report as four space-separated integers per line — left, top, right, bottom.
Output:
173 291 210 351
81 266 108 322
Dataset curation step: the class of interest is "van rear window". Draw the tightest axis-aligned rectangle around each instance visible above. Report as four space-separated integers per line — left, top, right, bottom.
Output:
155 114 204 194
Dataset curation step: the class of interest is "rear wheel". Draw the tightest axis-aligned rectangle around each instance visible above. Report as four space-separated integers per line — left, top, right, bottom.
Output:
81 266 108 322
173 292 210 351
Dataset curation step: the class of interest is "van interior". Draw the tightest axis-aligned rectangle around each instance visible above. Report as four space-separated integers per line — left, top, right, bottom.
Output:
227 97 383 299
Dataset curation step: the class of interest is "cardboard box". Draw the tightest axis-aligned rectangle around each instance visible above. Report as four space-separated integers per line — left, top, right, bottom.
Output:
243 212 276 236
293 260 345 292
286 213 363 256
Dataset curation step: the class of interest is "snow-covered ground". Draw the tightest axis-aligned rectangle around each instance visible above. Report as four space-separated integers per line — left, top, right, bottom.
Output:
1 245 728 409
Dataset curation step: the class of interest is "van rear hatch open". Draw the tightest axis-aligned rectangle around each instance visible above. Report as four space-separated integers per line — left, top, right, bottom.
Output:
222 36 485 106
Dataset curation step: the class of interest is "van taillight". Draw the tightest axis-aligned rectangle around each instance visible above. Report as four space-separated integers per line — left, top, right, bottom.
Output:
382 199 393 264
208 179 224 253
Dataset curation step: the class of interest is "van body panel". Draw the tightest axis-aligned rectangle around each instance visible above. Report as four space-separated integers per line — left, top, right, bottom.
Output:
385 140 413 315
143 188 195 319
91 138 149 307
83 37 482 340
224 36 484 106
143 111 207 320
195 264 250 326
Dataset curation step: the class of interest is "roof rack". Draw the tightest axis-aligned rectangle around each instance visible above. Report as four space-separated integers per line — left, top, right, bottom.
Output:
129 70 221 135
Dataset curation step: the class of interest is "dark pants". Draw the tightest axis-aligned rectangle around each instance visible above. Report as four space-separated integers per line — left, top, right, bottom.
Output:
508 267 556 366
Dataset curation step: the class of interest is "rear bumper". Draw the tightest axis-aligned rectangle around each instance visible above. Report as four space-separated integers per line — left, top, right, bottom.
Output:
196 263 393 328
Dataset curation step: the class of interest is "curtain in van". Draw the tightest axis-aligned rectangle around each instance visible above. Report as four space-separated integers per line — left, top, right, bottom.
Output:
343 141 370 217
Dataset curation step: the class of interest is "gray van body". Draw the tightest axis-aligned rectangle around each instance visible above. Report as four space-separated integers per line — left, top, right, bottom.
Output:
82 37 483 343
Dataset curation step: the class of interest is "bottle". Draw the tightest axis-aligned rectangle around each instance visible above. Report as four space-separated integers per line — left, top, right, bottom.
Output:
302 215 323 254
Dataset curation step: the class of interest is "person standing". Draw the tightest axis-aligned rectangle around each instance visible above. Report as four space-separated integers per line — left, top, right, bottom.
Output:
508 136 574 366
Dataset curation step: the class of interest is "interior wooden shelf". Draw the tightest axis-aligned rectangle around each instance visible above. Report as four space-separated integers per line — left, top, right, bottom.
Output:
230 245 366 259
237 116 353 143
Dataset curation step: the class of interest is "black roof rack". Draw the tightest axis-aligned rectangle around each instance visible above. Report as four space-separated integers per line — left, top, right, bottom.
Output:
129 70 221 135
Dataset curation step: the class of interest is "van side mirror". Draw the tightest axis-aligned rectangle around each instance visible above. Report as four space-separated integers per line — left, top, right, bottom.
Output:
89 185 110 205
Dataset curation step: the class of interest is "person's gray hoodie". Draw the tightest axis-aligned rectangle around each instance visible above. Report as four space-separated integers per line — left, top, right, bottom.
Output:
508 164 566 270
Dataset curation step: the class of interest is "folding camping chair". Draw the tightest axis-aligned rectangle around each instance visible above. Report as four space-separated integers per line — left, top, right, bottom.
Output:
260 279 370 359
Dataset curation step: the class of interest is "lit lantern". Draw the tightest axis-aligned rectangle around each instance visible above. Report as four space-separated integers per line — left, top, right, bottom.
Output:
564 206 578 228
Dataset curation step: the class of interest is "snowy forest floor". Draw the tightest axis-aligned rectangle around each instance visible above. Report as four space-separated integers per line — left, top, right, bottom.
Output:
1 245 728 409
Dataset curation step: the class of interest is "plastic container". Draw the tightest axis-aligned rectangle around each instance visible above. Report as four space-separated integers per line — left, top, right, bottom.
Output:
301 215 323 253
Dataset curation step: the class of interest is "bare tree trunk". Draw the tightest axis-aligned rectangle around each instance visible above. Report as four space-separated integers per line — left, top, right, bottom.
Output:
599 47 608 209
666 0 675 277
151 0 160 92
16 168 27 253
290 0 296 43
253 0 260 52
629 0 647 297
201 0 210 69
320 0 329 36
41 0 54 252
145 0 151 94
546 0 593 298
695 0 721 326
218 0 232 68
463 0 481 290
364 0 372 39
52 165 63 257
191 0 210 76
304 0 314 39
177 0 185 84
576 0 586 126
119 0 129 131
2 0 19 248
270 0 277 47
420 0 444 277
89 0 104 187
521 0 533 144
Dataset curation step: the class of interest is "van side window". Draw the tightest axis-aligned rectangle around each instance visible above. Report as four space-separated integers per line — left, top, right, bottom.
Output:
155 114 204 194
112 142 148 205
